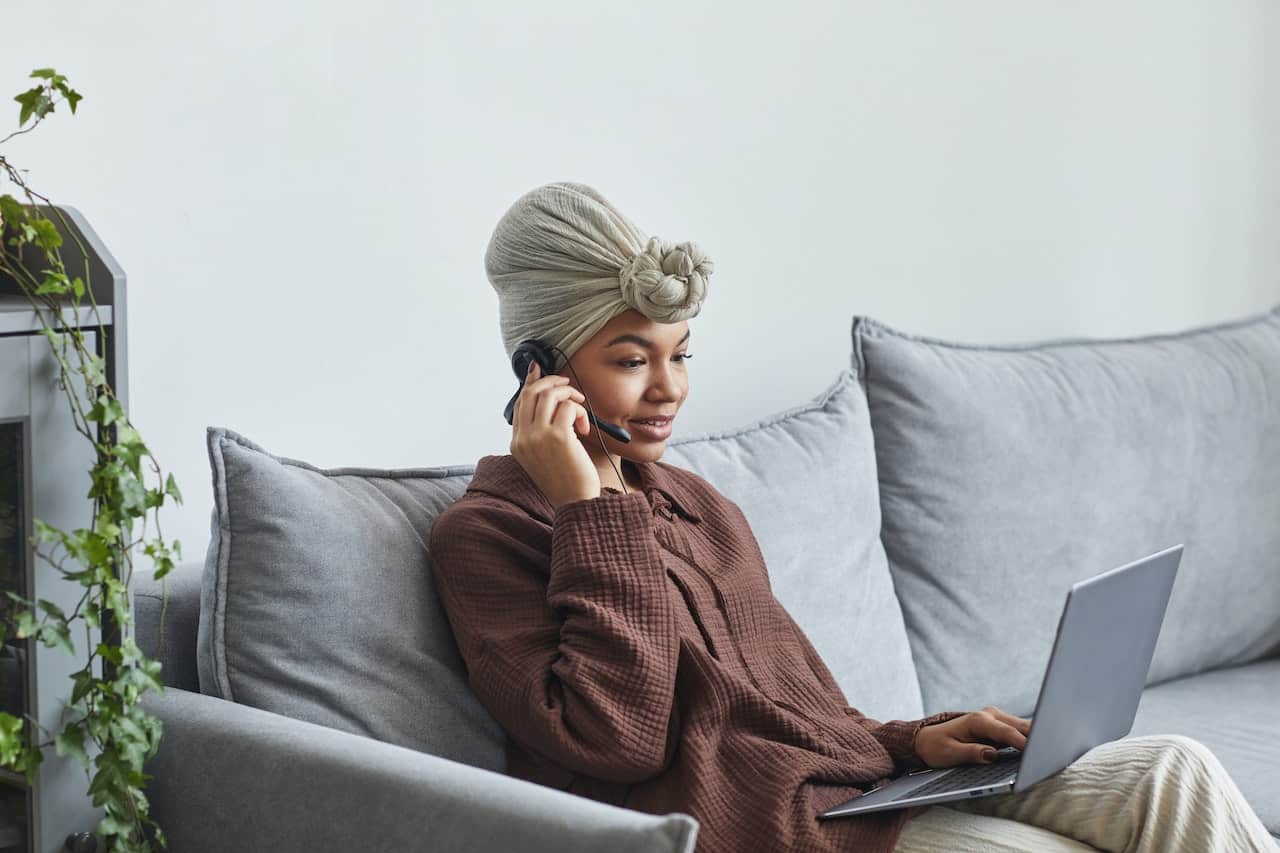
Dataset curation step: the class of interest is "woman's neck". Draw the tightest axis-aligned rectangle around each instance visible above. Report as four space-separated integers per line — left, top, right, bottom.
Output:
597 456 643 493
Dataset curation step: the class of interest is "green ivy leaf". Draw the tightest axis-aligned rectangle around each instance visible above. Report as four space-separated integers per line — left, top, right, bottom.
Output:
14 609 39 641
36 598 67 621
82 352 107 388
43 622 75 657
83 600 101 630
95 642 124 667
12 739 43 785
151 550 174 581
0 195 24 227
93 515 121 542
89 749 128 797
0 712 24 765
62 565 102 585
15 86 42 126
96 811 134 838
29 217 62 251
164 473 183 505
34 271 69 295
112 714 147 744
29 68 57 80
120 637 142 664
55 724 90 769
71 670 96 705
89 394 125 428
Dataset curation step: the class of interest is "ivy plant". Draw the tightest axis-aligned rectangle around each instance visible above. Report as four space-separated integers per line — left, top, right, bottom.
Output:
0 68 174 852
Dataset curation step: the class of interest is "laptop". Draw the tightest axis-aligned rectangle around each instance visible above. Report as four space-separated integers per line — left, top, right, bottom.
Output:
818 544 1183 820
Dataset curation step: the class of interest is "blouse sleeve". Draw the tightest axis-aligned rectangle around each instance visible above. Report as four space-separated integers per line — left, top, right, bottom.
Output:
774 597 966 774
428 491 681 784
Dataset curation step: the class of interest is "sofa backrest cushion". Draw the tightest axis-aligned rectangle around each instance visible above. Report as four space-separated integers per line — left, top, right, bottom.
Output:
855 304 1280 716
197 427 508 772
663 370 924 722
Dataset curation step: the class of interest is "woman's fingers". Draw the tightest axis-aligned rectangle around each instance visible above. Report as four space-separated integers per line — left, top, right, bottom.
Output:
553 394 591 436
535 386 586 426
975 710 1028 751
517 361 560 425
998 720 1028 750
516 362 584 429
984 706 1033 738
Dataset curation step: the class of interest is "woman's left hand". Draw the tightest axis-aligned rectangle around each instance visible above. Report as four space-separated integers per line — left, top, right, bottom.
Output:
913 706 1031 768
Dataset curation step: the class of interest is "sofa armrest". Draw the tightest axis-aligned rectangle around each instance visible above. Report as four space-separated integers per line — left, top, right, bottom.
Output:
140 688 698 853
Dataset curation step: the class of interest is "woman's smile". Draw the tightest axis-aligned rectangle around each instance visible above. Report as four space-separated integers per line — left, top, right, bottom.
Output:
628 416 674 440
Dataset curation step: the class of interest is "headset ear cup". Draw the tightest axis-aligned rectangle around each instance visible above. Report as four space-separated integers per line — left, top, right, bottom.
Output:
507 343 532 425
505 340 555 426
512 339 554 378
510 344 531 379
530 341 556 375
503 387 520 425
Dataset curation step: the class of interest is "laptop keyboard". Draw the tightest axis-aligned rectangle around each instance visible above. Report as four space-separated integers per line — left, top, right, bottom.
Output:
904 754 1021 798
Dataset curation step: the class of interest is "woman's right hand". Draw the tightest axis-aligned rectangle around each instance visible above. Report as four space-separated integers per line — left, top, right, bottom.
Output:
510 359 602 510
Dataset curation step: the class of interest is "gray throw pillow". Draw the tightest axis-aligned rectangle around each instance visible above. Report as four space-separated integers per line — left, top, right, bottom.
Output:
855 304 1280 717
197 427 507 771
663 369 924 722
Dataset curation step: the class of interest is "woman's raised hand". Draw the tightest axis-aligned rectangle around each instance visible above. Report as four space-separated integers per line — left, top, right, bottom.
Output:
913 706 1032 769
509 359 602 511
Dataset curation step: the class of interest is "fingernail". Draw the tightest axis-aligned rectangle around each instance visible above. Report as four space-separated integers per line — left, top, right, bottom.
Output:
983 748 997 762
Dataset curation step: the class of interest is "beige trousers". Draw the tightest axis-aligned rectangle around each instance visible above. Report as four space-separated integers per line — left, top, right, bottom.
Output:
892 735 1278 853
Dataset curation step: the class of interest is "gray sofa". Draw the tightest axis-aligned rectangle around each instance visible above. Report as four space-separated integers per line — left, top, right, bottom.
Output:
135 304 1280 851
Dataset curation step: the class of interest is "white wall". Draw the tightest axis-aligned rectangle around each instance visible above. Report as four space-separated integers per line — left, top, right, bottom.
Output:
5 1 1278 564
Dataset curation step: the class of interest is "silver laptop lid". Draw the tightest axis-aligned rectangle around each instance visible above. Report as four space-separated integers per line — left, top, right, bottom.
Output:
1014 544 1182 792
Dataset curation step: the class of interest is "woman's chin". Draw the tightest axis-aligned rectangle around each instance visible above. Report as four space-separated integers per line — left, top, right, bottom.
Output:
617 442 665 463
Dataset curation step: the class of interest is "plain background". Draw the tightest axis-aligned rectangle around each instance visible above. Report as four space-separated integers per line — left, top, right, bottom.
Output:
3 1 1278 564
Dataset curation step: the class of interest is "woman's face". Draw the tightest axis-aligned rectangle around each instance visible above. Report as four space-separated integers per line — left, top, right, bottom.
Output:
557 309 691 466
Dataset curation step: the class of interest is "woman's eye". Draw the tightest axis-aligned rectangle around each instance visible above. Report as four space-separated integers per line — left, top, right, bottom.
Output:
619 353 693 369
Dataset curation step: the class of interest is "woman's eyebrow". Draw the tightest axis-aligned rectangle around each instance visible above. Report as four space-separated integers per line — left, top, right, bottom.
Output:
604 330 692 349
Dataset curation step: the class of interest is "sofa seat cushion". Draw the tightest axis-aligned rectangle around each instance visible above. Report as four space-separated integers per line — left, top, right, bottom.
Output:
662 370 923 721
855 304 1280 716
1127 656 1280 837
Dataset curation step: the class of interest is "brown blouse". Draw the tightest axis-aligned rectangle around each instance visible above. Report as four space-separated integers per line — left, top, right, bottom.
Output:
428 454 964 852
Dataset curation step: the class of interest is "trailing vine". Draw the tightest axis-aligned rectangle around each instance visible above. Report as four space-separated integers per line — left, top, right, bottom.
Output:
0 68 173 852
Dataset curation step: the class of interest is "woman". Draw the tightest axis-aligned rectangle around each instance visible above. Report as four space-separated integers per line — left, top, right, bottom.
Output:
427 182 1276 852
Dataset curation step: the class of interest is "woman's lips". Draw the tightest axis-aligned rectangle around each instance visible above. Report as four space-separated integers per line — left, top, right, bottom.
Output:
629 418 673 440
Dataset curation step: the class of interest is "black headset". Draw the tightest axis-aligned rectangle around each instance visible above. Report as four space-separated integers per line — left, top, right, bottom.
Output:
503 339 633 493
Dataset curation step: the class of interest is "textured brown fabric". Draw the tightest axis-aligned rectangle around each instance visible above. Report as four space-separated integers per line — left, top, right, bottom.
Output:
428 454 965 852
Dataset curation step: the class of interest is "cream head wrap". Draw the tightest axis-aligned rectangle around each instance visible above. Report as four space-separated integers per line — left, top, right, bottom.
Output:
485 181 714 374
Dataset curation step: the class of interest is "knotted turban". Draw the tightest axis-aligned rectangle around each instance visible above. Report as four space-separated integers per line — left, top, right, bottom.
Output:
484 181 714 374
